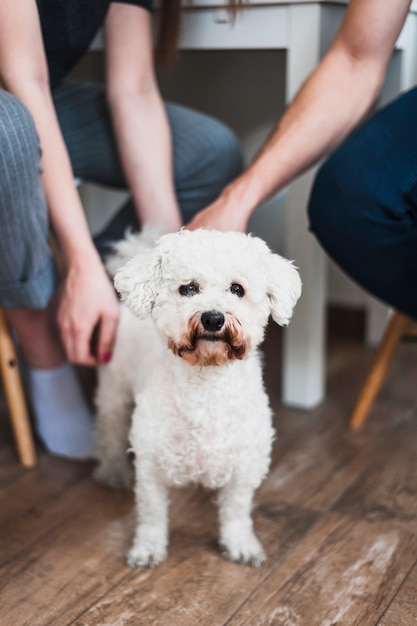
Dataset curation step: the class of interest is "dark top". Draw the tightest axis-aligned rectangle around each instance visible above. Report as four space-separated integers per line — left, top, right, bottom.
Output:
36 0 152 87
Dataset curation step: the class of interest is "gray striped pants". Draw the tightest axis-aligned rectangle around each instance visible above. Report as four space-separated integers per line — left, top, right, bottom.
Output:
0 83 242 309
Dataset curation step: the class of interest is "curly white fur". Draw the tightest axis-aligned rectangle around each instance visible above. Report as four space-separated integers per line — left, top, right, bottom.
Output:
94 228 301 568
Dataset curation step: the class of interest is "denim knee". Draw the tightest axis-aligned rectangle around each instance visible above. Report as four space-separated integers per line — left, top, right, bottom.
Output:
166 102 243 220
308 147 370 259
308 144 381 299
179 121 243 222
308 146 417 319
209 121 244 187
308 157 341 247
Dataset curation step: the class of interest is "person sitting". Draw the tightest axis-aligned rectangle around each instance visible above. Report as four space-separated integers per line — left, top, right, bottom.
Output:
0 0 243 459
188 0 417 323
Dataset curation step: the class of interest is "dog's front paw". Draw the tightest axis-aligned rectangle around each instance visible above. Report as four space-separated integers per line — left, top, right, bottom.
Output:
93 459 134 490
127 526 167 568
220 528 266 567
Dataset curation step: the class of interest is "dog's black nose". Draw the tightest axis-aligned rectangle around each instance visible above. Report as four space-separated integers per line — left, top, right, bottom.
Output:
201 310 225 332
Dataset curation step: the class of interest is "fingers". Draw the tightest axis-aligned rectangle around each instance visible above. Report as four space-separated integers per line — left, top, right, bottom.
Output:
60 316 98 366
59 309 119 366
56 264 120 366
96 311 119 364
89 321 101 359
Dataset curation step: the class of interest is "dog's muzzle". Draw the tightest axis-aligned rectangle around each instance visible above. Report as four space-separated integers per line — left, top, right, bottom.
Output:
168 310 249 366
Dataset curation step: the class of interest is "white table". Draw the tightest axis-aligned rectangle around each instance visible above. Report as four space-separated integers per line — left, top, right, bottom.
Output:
178 0 417 408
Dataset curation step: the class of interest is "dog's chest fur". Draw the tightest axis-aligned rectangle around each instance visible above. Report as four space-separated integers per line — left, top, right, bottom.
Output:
129 345 274 490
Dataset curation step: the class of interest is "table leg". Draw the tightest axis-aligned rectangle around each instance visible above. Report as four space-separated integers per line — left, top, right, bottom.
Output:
281 4 342 408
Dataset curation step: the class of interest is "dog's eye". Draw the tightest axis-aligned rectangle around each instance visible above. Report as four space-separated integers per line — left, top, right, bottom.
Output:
230 283 245 298
179 282 200 296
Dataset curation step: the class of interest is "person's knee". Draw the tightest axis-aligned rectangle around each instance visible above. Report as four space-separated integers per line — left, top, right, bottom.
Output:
186 117 243 194
308 146 364 251
168 102 243 214
309 158 338 231
0 92 40 179
174 111 244 219
308 146 392 298
211 123 243 187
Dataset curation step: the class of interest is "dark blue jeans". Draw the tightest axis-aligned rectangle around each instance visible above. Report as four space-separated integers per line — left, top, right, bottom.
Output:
309 87 417 321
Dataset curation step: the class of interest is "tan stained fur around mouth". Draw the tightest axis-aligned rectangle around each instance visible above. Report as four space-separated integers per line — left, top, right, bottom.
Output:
168 313 249 367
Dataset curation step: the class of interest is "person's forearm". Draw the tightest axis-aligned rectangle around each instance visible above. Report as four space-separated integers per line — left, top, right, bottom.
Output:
186 0 410 233
224 46 386 221
0 1 99 269
6 78 101 267
109 88 182 232
104 2 181 232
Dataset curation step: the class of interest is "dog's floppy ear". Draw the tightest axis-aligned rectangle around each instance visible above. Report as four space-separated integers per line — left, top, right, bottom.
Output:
114 248 163 319
264 252 302 326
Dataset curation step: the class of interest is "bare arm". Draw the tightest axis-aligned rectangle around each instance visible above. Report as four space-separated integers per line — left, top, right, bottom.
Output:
0 0 119 365
187 0 412 231
104 3 182 232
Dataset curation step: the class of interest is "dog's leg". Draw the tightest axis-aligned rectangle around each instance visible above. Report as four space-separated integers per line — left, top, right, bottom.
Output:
217 479 265 567
94 389 134 489
127 469 169 568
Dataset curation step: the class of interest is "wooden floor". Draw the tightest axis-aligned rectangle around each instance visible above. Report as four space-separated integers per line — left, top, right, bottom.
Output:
1 313 417 626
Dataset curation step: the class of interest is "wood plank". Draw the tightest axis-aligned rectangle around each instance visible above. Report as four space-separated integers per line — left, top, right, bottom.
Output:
0 483 243 626
378 562 417 625
225 405 417 625
0 456 91 563
260 394 410 513
70 500 319 626
332 411 417 528
1 315 416 626
0 467 96 571
226 513 417 626
0 444 31 488
0 484 136 626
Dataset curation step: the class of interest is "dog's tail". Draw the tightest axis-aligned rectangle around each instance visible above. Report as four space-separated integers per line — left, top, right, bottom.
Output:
105 224 165 277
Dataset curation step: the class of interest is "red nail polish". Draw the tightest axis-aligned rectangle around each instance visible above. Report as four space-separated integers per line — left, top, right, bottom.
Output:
101 352 112 364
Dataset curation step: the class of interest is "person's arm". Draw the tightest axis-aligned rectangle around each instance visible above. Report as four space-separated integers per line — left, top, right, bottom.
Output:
104 3 182 232
0 0 119 365
187 0 412 231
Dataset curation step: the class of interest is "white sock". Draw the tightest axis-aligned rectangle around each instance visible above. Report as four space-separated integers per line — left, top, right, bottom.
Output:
28 362 96 460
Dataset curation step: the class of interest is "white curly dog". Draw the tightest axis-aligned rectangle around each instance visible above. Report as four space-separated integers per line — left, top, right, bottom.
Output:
94 228 301 568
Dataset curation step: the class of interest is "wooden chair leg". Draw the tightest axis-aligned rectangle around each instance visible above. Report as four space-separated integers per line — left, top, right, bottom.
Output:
348 311 410 430
0 308 36 467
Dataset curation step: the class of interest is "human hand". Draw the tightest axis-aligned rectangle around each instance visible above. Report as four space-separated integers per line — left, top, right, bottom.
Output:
57 257 120 366
186 188 249 233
